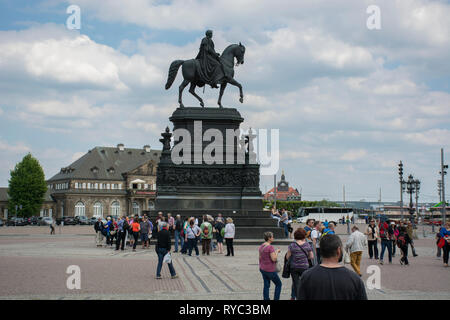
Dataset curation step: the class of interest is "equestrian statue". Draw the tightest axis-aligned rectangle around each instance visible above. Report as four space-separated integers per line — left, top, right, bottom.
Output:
165 30 245 108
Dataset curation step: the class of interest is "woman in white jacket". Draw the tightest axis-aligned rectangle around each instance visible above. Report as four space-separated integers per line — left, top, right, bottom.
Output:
224 218 235 256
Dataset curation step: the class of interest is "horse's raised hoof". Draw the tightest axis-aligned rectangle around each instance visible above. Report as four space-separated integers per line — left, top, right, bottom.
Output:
200 101 204 108
179 103 185 109
239 97 244 103
218 103 223 108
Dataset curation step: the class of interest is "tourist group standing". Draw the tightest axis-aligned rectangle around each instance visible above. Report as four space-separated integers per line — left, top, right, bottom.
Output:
259 221 368 301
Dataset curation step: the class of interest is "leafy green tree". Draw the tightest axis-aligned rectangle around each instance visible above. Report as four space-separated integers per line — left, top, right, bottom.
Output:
8 153 47 217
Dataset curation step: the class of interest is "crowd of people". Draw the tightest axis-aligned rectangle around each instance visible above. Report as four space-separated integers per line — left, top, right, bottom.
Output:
259 211 450 300
93 212 236 279
91 209 450 299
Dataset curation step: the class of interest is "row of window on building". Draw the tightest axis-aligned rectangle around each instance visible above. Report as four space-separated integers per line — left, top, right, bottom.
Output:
74 201 146 217
48 182 157 191
74 182 122 190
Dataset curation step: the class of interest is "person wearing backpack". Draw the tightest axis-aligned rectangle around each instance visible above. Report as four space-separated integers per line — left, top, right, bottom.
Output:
440 222 450 267
200 215 213 255
397 226 411 266
214 217 225 254
379 220 393 265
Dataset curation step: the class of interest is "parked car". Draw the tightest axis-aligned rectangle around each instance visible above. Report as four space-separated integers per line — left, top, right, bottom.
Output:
75 216 89 225
40 217 53 226
29 216 40 225
89 217 97 225
56 216 77 226
6 217 27 226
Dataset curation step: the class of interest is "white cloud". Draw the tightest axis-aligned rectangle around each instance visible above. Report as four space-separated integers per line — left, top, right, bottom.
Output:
340 149 368 161
0 139 30 154
403 129 450 146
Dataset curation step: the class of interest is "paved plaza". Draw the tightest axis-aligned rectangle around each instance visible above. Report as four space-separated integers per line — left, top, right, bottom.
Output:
0 224 449 300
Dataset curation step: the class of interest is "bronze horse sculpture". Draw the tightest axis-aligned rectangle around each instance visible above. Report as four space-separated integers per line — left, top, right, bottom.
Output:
165 43 245 108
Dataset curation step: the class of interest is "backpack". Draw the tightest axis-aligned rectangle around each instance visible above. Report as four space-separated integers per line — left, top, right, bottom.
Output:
320 229 330 240
123 220 129 232
397 234 406 248
379 223 388 239
203 224 209 236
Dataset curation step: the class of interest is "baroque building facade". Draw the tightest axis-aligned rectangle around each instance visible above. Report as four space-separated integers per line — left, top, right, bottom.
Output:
1 144 161 219
264 171 301 201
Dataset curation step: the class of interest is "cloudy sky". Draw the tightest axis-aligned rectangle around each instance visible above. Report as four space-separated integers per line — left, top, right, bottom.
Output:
0 0 449 202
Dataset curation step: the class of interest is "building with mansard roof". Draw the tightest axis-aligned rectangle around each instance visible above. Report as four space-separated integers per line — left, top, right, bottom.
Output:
264 171 301 201
0 144 161 219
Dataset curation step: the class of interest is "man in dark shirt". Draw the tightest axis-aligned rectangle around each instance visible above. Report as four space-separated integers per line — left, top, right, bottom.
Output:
155 222 178 279
297 234 368 300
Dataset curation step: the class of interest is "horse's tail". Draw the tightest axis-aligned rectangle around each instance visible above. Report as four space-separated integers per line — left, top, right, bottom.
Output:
165 60 184 90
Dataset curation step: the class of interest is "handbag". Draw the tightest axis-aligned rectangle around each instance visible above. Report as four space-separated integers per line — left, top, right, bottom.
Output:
437 237 446 248
275 259 282 273
343 249 351 264
282 253 291 278
163 252 172 264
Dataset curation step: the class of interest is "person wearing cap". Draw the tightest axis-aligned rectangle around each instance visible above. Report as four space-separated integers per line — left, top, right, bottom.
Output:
155 222 178 279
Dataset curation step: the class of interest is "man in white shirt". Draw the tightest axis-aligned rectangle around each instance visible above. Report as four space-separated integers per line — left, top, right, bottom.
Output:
345 226 367 276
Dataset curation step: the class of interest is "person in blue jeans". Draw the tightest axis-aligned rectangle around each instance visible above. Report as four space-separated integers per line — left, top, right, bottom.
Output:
280 209 289 238
155 222 178 279
259 232 282 300
379 220 393 264
185 219 201 256
174 215 184 253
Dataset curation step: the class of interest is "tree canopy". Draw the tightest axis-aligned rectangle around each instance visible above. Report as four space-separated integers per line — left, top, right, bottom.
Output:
8 153 47 217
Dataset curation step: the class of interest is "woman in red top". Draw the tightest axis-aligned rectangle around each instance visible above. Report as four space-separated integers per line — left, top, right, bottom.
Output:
259 231 282 300
131 216 141 252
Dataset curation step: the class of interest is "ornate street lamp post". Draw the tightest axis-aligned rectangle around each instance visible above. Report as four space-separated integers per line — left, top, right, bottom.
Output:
398 161 406 222
406 174 420 228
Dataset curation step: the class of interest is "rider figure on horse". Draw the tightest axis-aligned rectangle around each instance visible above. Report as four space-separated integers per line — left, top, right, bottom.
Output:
195 30 228 89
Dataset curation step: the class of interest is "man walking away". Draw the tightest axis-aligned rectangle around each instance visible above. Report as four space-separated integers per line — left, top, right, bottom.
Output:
115 216 127 251
200 215 213 255
397 226 412 266
94 217 104 247
297 234 367 300
365 219 379 260
346 226 367 276
140 217 151 249
155 222 178 279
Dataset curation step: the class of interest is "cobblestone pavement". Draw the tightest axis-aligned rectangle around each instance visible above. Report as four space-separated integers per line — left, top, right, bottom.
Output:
0 226 449 300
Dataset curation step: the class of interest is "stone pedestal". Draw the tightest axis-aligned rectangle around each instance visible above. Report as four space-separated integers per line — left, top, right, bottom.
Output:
154 107 284 239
